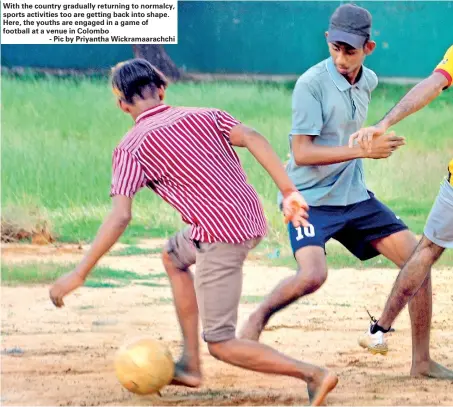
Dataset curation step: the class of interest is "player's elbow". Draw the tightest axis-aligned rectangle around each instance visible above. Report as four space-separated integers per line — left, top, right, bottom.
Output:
291 136 316 166
110 195 133 227
293 152 311 166
114 212 132 227
294 156 306 166
121 213 132 225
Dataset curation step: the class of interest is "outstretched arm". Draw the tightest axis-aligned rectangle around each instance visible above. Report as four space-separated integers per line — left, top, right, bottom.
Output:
49 195 133 307
291 132 405 165
49 148 145 307
376 72 448 131
349 44 452 152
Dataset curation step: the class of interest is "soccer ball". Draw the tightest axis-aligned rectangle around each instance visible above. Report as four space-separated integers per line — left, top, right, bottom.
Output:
114 337 175 395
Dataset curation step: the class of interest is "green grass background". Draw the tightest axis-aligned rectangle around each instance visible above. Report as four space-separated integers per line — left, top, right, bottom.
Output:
2 73 452 271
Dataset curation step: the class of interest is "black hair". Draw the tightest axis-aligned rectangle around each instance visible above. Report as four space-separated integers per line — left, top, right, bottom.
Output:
111 58 168 104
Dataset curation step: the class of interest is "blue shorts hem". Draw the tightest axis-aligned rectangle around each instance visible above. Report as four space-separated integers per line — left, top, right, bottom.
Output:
291 242 326 257
363 225 409 244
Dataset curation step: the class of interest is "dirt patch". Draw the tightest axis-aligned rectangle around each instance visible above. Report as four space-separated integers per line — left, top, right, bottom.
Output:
1 206 55 244
2 243 453 406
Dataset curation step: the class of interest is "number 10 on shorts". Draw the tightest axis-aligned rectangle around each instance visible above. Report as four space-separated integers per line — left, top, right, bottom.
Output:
295 225 315 241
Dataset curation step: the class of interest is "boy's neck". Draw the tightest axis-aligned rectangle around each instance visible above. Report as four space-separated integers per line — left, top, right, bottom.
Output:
131 98 163 121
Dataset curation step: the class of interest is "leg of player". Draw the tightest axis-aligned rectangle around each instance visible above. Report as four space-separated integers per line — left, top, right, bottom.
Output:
369 230 453 378
208 340 338 406
376 177 453 332
376 237 444 331
196 240 338 406
239 246 327 341
162 230 202 387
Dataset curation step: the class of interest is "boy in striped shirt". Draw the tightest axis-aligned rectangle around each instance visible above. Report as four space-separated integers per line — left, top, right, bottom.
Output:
49 59 337 405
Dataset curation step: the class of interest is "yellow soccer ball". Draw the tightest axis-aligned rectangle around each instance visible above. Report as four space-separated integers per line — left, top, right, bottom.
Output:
114 337 175 395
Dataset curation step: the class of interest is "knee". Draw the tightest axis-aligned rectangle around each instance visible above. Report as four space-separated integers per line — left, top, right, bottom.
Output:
162 248 178 275
295 270 327 295
161 249 171 267
416 241 443 266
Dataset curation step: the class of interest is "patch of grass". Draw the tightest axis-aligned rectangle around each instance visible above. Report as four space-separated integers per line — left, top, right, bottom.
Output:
1 262 67 285
91 267 150 281
109 246 161 256
157 297 173 304
84 281 122 288
150 272 167 279
138 281 165 287
241 295 265 304
0 262 158 286
2 75 452 268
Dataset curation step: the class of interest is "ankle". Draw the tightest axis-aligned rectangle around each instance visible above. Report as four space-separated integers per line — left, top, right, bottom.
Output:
370 321 391 334
304 366 326 384
412 357 431 367
178 356 201 372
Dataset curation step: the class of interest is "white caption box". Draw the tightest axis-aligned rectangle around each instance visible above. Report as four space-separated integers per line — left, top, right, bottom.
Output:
1 0 178 44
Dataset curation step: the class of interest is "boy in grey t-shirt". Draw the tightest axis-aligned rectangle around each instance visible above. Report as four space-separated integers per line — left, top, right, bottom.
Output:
241 4 453 380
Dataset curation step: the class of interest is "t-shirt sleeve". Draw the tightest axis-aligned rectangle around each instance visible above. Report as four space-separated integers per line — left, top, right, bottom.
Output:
291 80 323 136
110 148 146 198
368 70 379 92
214 110 241 140
434 45 453 89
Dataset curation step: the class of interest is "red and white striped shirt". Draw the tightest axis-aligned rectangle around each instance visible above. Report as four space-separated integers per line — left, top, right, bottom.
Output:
110 104 267 244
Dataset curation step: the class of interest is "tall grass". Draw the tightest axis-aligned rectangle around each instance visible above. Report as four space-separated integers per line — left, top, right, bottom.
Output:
2 74 452 248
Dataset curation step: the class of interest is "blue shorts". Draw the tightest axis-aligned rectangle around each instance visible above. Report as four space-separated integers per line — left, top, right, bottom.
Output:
288 193 408 261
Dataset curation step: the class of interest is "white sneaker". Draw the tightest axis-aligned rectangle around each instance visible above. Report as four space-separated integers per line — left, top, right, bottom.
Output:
358 325 388 355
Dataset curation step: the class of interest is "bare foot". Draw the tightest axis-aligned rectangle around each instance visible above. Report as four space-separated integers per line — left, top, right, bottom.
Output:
307 370 339 406
238 313 264 341
170 361 202 388
411 360 453 380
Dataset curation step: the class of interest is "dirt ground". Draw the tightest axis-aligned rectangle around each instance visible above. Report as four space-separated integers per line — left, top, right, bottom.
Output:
2 241 453 406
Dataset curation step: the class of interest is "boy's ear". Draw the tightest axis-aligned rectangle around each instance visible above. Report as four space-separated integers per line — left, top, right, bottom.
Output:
117 98 130 114
157 86 166 101
364 40 376 55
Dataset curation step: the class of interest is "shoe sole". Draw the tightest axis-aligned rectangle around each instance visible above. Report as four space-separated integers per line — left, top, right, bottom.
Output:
358 339 388 356
368 346 388 356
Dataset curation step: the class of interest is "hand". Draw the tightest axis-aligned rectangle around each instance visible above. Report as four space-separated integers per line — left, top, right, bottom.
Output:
49 270 85 308
361 131 405 159
282 191 310 228
349 125 386 152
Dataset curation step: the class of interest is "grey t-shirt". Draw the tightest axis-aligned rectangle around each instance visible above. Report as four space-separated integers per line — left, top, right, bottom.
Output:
281 57 378 207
